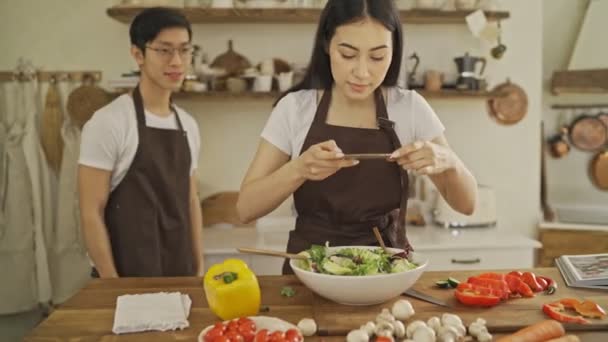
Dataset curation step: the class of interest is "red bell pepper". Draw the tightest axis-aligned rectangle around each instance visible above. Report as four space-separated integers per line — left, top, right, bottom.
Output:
505 274 535 298
455 288 501 307
522 272 544 292
536 275 558 295
457 282 504 298
467 276 510 300
574 300 607 318
543 301 590 324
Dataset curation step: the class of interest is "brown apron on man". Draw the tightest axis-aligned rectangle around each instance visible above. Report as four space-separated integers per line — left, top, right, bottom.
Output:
103 85 195 277
283 88 412 274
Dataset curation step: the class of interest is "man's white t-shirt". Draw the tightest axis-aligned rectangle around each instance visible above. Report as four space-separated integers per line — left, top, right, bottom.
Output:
261 87 445 157
79 94 200 192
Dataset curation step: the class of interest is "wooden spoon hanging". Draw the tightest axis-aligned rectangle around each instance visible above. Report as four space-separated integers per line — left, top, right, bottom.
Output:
40 76 64 173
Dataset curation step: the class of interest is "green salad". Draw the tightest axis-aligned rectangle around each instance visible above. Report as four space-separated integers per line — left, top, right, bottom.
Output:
295 244 418 276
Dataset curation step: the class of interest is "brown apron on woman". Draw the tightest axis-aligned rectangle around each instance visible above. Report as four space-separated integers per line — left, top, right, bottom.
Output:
283 87 412 274
103 85 194 277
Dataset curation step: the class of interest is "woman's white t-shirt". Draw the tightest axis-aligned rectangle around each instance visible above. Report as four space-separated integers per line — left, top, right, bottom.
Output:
261 87 445 157
79 94 201 192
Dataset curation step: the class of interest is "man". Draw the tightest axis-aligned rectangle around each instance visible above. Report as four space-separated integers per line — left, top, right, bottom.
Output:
78 7 203 277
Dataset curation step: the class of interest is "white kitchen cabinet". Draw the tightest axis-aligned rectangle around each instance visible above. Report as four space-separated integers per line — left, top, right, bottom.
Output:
420 247 536 271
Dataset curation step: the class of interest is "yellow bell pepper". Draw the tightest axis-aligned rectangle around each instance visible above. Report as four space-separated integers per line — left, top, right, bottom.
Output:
203 259 261 320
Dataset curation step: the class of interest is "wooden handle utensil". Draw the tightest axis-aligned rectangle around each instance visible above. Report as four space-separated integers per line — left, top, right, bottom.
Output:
237 247 308 260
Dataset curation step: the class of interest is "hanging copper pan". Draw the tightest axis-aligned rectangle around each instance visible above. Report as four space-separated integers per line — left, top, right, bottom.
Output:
487 80 528 125
568 115 607 151
590 150 608 190
597 112 608 144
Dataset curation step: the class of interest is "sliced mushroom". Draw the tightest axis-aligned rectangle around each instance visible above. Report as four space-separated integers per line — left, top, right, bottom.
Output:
297 318 317 337
393 320 406 339
406 321 428 339
346 329 370 342
412 325 436 342
360 321 376 337
427 316 441 334
437 325 459 342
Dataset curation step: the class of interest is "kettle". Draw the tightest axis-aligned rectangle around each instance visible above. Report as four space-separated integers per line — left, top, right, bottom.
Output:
454 52 486 90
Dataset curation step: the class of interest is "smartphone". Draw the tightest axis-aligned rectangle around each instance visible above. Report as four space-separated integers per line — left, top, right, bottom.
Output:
342 153 392 160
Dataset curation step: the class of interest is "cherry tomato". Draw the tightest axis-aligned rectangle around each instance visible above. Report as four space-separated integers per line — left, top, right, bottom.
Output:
284 329 303 342
376 337 393 342
267 331 285 342
205 327 225 342
227 320 240 331
254 329 269 342
213 337 231 342
237 317 255 327
225 330 245 342
238 323 256 342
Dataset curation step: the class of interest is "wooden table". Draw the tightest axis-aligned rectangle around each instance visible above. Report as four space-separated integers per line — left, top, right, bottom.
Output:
25 268 607 341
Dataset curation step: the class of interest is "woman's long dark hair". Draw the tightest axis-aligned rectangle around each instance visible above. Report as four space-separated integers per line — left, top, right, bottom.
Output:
275 0 403 105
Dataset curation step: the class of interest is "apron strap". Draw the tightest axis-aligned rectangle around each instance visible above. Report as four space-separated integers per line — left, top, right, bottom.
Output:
374 89 412 254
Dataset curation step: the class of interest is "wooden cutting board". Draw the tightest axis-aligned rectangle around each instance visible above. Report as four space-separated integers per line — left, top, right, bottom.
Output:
311 268 608 336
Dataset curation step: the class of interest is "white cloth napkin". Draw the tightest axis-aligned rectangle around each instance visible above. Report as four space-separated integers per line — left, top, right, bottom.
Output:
112 292 192 334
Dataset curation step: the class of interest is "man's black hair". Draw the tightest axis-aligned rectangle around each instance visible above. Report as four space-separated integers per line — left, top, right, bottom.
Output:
129 7 192 54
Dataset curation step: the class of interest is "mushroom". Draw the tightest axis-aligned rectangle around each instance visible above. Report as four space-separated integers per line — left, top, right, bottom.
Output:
376 308 396 324
468 318 492 342
375 321 395 337
297 318 317 337
427 316 441 334
406 321 428 339
393 320 406 339
441 313 466 337
346 329 370 342
437 325 459 342
392 299 415 320
360 321 376 337
476 331 493 342
441 313 463 327
412 325 436 342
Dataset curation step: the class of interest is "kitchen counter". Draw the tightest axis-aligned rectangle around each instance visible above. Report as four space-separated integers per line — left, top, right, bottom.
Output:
25 268 607 341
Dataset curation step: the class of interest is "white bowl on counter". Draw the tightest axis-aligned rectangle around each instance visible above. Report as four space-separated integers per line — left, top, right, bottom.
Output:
290 246 428 305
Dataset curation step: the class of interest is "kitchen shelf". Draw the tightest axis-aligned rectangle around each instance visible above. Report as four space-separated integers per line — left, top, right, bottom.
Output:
107 6 510 24
551 69 608 94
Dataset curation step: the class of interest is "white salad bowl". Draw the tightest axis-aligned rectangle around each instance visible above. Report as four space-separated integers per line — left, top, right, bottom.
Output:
290 246 428 305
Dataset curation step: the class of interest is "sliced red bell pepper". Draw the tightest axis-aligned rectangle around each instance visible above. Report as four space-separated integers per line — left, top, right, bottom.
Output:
536 276 548 290
573 300 607 318
536 275 558 295
457 282 504 298
467 276 510 299
505 274 535 298
476 272 506 281
543 302 591 324
508 270 523 278
522 272 544 292
455 289 501 307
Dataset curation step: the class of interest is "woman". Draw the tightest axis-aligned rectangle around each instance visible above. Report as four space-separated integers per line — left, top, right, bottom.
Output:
237 0 477 274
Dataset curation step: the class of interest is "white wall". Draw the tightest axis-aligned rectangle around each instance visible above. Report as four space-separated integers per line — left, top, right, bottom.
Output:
542 0 608 208
0 0 543 236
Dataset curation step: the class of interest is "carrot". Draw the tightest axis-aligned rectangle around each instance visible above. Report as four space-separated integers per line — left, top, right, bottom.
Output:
545 335 580 342
496 320 565 342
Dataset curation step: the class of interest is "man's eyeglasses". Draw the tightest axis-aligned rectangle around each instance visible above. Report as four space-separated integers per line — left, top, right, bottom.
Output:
145 45 195 60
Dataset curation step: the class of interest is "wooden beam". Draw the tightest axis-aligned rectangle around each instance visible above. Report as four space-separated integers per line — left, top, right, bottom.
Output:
551 69 608 94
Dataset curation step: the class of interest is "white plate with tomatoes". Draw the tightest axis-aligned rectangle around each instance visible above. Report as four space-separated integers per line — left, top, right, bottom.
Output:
199 316 303 342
